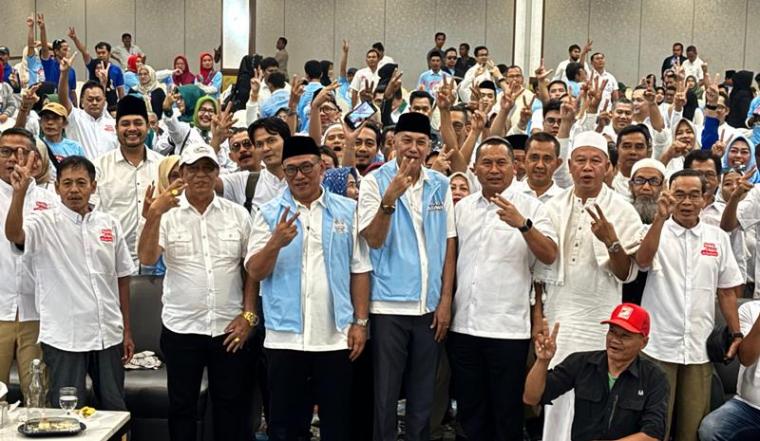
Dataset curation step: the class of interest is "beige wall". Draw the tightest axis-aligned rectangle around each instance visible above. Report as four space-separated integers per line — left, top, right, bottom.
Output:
254 0 515 89
0 0 221 82
543 0 756 87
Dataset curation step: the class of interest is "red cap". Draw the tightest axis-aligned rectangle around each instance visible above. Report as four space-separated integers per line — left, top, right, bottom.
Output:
601 303 650 338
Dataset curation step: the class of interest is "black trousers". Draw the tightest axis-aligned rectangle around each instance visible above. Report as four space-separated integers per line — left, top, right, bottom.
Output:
267 348 353 441
372 313 440 441
447 332 530 441
160 326 255 441
350 339 374 440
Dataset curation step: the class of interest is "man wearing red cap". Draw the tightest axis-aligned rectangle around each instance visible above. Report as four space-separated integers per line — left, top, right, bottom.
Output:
524 303 668 441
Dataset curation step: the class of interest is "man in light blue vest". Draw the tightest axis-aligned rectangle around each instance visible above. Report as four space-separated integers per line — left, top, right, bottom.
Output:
358 112 457 441
246 135 372 441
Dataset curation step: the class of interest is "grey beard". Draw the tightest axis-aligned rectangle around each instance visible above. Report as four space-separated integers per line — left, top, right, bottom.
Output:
632 195 658 224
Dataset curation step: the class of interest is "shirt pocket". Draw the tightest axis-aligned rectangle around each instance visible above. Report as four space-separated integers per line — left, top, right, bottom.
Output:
218 229 243 258
167 231 193 260
574 385 603 425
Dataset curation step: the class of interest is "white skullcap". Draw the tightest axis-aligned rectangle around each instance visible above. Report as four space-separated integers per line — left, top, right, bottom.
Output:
631 158 666 177
570 131 609 157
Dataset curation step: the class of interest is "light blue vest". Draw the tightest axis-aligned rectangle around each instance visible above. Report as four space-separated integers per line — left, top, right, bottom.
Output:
370 160 449 311
259 188 356 333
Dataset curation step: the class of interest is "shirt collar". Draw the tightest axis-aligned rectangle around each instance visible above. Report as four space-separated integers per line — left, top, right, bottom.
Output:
116 146 150 165
59 202 93 224
667 218 703 237
591 351 642 379
294 187 326 210
179 192 222 215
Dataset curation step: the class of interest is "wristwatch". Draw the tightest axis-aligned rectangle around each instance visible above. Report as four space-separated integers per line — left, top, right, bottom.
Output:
380 203 396 215
731 331 744 340
354 318 369 327
518 218 533 233
607 240 622 253
241 311 259 327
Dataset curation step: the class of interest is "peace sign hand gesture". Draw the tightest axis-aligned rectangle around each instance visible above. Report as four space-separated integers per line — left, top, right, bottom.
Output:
731 166 757 200
711 130 729 158
270 207 300 249
148 179 186 217
10 150 37 193
534 58 553 83
211 102 238 144
586 203 619 248
59 51 78 72
535 319 560 362
430 149 452 174
382 157 417 205
312 81 340 109
491 195 526 228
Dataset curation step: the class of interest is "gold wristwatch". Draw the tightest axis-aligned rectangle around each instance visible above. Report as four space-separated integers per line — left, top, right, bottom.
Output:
241 311 259 327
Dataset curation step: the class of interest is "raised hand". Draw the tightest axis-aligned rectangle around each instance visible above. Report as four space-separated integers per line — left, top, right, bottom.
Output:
26 15 34 28
534 58 553 83
141 183 156 219
59 51 78 72
270 207 300 249
655 189 676 221
711 130 728 157
382 157 417 205
36 13 45 28
312 81 340 109
731 166 757 200
586 204 619 248
249 74 261 101
67 27 77 39
437 77 455 111
491 195 526 228
288 75 304 110
211 101 238 143
384 69 403 100
20 84 41 110
535 319 560 361
471 110 486 132
10 150 37 193
518 95 534 128
359 79 375 103
430 149 452 174
148 179 185 217
341 39 349 55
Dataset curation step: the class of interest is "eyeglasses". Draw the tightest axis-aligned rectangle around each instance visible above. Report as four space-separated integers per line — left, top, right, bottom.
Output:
0 146 32 158
544 117 561 126
319 105 338 113
630 176 663 187
230 139 253 152
672 192 703 202
283 160 319 177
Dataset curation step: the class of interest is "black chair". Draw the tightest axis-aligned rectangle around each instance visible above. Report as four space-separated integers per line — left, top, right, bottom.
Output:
125 275 210 441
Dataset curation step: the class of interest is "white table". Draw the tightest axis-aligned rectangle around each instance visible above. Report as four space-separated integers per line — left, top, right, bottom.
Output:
0 409 130 440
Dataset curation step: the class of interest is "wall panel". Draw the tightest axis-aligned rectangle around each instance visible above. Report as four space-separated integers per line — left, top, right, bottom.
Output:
693 0 746 82
185 0 222 74
283 0 335 78
136 0 185 71
589 0 641 86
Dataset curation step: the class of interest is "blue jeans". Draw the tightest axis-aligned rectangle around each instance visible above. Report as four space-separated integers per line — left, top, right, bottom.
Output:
699 397 760 441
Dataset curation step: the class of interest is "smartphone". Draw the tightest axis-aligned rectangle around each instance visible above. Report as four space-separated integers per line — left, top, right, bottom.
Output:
344 101 378 129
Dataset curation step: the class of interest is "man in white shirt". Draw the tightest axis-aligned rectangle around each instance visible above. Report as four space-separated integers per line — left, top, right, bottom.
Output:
636 169 744 441
699 300 760 440
359 113 457 441
0 128 57 402
138 143 257 441
522 132 563 202
58 54 119 159
5 155 135 411
274 37 289 77
682 45 704 84
611 125 654 201
450 136 557 440
111 33 142 70
553 44 581 83
219 117 289 211
534 131 644 441
587 52 619 109
721 168 760 299
372 42 395 68
246 136 371 441
350 48 380 108
93 95 163 269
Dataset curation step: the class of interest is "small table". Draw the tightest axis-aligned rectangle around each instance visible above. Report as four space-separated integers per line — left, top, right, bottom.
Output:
0 409 130 440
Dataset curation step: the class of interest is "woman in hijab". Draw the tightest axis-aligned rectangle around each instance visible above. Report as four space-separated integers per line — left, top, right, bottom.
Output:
123 54 142 91
449 172 472 205
157 155 182 193
172 55 195 86
727 70 755 129
196 52 222 98
661 118 700 174
322 166 359 200
132 64 166 119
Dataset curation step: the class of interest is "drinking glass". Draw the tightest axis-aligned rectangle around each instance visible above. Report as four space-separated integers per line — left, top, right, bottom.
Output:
58 387 78 416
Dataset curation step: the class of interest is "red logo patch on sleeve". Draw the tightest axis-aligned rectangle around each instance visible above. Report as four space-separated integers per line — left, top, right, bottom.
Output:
701 242 718 257
100 229 114 243
33 201 49 211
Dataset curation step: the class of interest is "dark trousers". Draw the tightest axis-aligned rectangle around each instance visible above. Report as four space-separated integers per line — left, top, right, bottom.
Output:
447 332 530 441
267 348 353 441
372 313 440 441
351 339 374 440
41 342 126 411
160 326 255 441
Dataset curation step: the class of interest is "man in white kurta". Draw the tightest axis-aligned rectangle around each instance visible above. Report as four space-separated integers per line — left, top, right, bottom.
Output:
535 131 644 441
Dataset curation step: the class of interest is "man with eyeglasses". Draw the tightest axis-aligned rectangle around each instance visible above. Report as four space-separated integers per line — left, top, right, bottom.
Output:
442 48 457 77
636 168 744 441
138 142 257 441
215 127 263 212
0 128 58 406
246 135 371 441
